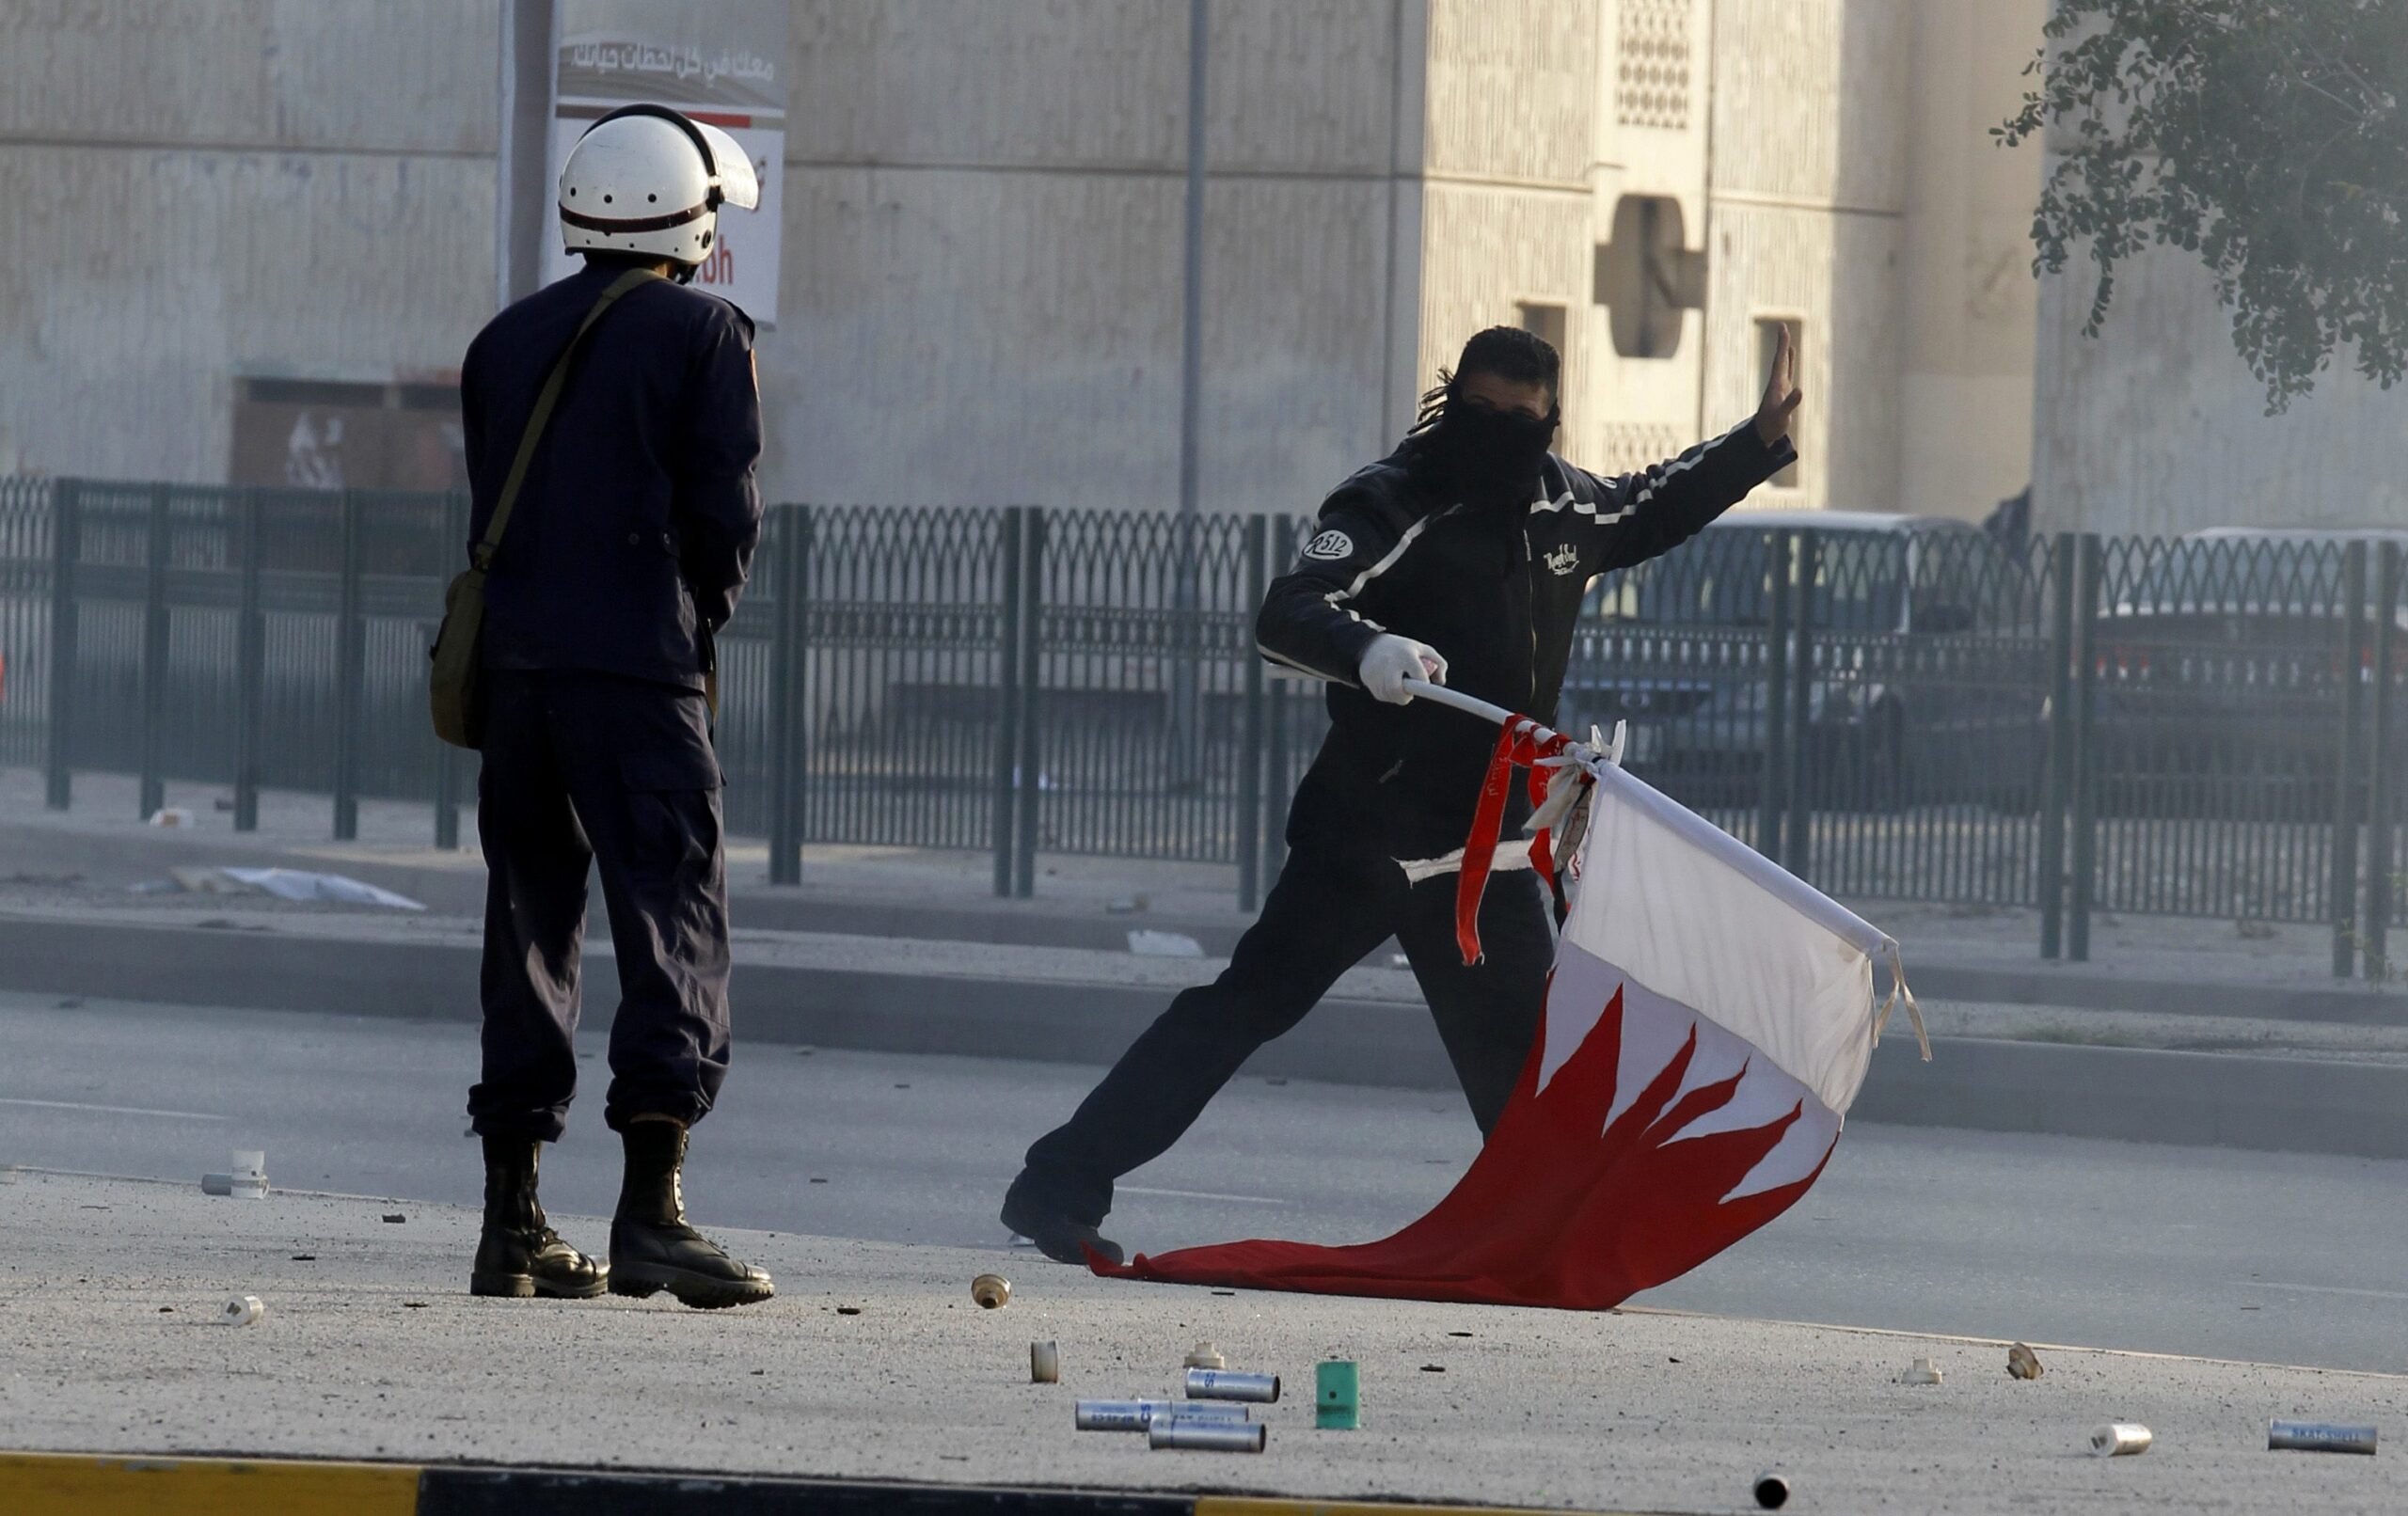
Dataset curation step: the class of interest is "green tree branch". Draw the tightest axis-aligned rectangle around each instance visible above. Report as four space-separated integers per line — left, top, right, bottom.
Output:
1997 0 2407 411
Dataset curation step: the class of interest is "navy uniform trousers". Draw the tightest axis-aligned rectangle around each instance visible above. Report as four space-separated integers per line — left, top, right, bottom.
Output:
1018 838 1553 1227
467 670 731 1141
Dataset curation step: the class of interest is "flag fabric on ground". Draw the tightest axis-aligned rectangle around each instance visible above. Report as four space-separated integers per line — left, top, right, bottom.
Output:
1091 755 1923 1311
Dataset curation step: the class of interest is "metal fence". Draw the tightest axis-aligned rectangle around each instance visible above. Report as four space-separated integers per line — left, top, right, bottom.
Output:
1 477 2400 974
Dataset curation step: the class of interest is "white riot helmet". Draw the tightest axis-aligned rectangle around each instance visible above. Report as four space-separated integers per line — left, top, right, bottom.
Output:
558 103 761 276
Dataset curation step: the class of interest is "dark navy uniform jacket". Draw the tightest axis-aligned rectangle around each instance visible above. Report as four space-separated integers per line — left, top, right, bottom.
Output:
1256 419 1795 860
460 261 764 694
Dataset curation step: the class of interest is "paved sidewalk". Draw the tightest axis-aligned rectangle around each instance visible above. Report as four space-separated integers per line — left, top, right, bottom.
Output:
2 1173 2402 1514
8 766 2402 1020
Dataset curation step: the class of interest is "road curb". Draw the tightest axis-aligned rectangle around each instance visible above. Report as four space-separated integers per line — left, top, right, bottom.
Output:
5 913 2408 1159
0 1452 1645 1516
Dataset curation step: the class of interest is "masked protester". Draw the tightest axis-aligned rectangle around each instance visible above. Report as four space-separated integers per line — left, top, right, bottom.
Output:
1001 324 1803 1264
453 104 772 1308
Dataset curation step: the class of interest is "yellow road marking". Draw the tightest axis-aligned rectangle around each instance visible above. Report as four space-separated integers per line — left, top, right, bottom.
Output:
0 1451 420 1516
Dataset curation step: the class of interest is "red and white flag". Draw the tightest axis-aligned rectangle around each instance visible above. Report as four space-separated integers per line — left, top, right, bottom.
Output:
1093 751 1924 1310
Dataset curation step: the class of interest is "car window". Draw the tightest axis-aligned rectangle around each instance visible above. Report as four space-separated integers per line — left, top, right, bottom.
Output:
1586 527 1912 631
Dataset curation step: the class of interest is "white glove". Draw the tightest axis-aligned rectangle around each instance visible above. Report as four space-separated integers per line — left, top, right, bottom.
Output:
1356 634 1448 704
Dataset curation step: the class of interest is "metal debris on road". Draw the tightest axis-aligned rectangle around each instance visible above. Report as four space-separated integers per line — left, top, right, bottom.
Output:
221 1295 264 1327
1182 1341 1225 1370
1127 929 1204 957
1149 1418 1266 1453
2089 1423 2152 1457
203 1149 268 1200
1030 1340 1059 1383
1075 1399 1249 1431
1184 1367 1279 1403
1315 1360 1359 1430
1900 1356 1943 1385
2007 1342 2044 1380
972 1272 1010 1308
2268 1419 2377 1455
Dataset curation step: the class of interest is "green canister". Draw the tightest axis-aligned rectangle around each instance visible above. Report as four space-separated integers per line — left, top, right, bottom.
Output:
1316 1360 1360 1429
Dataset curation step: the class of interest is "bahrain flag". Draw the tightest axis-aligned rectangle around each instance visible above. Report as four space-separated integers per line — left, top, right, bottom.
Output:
1091 758 1923 1310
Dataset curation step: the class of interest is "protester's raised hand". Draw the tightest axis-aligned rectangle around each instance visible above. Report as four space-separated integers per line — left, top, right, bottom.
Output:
1755 323 1803 447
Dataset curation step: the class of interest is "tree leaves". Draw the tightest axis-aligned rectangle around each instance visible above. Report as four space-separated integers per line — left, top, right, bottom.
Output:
1997 0 2406 412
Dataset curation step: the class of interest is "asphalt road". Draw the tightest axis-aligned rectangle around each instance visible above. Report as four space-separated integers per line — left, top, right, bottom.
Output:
4 990 2405 1374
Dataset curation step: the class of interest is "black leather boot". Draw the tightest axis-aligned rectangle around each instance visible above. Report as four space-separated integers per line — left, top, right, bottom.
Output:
469 1136 608 1299
608 1121 775 1309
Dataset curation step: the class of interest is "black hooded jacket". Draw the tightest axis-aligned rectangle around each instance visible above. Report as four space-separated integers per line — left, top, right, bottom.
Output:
1256 418 1797 861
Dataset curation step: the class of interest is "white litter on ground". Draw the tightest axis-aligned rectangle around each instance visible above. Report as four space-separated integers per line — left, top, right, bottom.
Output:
1127 929 1204 957
165 867 425 910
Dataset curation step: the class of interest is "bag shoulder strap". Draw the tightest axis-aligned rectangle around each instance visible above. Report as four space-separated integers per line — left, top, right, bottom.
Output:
472 266 661 572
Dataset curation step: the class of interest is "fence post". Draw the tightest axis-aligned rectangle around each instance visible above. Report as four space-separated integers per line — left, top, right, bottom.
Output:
2067 534 2101 962
1759 529 1793 858
1013 509 1047 898
1236 513 1267 911
1782 530 1816 877
2332 541 2370 978
331 490 364 841
137 482 171 819
767 506 808 887
1262 513 1294 886
2365 542 2400 983
2037 531 2075 958
234 488 266 832
43 479 80 811
990 507 1023 897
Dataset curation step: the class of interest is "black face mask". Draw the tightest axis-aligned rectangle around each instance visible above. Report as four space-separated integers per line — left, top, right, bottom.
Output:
1424 400 1559 506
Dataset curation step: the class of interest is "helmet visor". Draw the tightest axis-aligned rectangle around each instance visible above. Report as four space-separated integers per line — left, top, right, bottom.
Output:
696 120 761 212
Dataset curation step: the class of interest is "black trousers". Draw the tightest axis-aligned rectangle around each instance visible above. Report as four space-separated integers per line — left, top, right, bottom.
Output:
467 670 731 1142
1019 840 1554 1225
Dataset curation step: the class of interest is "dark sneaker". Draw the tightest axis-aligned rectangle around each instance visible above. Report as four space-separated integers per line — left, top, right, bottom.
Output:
1001 1179 1124 1267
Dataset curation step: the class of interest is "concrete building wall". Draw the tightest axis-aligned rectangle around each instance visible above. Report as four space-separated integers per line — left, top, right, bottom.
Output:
1583 0 1716 478
771 0 1415 514
0 1 501 482
1700 0 1911 512
1413 0 1597 462
1895 0 2045 521
0 0 2070 531
2030 244 2408 537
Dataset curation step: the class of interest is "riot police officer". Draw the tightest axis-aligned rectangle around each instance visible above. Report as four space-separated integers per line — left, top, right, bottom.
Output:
1001 324 1803 1264
456 104 772 1308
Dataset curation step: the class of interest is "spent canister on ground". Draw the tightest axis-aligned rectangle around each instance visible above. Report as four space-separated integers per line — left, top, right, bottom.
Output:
2268 1420 2377 1455
1149 1418 1267 1452
1316 1360 1360 1429
1185 1367 1279 1403
221 1295 264 1327
1075 1399 1248 1431
2089 1423 2152 1457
